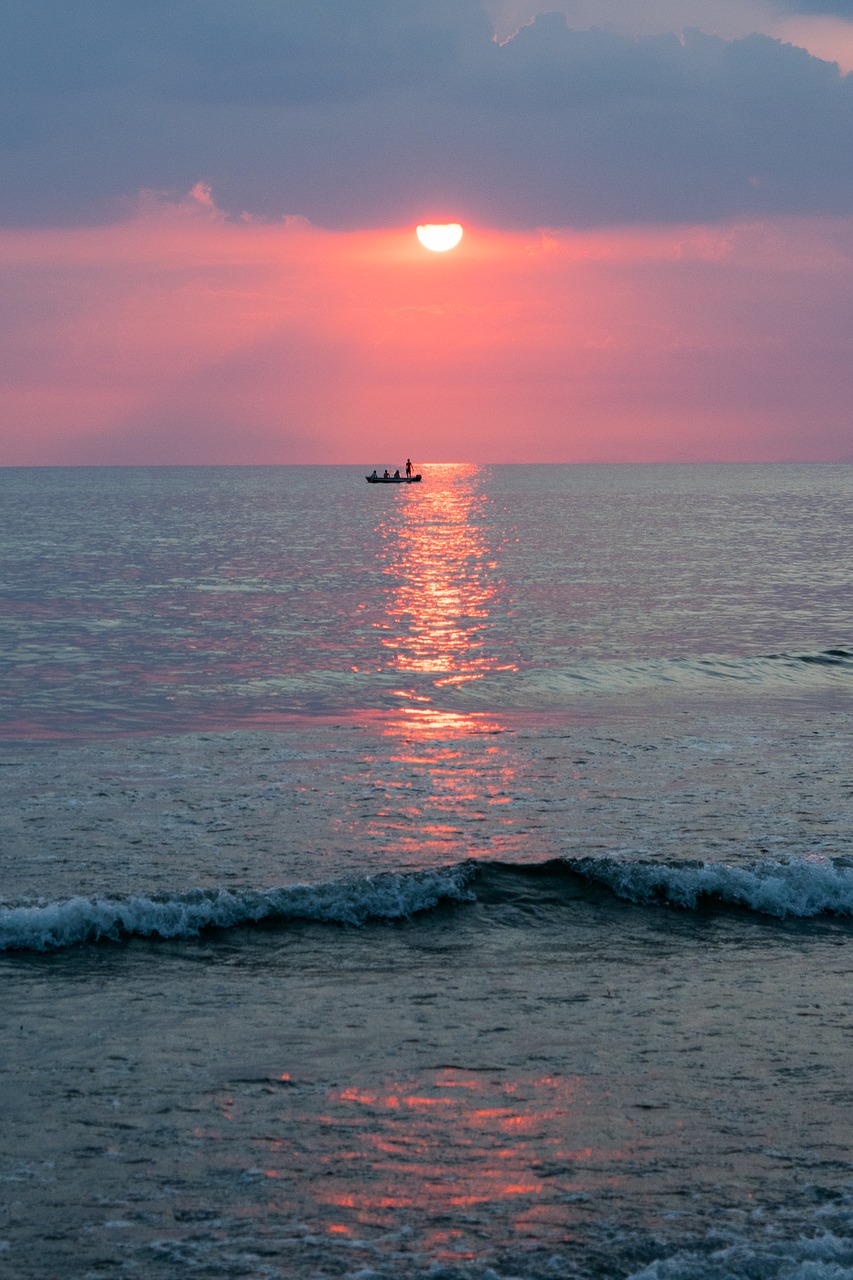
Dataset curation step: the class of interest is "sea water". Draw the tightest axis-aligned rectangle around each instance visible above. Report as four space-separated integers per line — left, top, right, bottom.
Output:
0 462 851 1279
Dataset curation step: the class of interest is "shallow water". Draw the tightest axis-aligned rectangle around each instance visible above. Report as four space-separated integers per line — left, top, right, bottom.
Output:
5 888 853 1278
1 463 851 1278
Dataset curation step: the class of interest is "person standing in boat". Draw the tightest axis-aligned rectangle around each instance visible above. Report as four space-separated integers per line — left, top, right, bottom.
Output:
405 458 412 478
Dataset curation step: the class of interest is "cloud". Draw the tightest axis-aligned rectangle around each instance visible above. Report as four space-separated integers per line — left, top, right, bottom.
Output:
1 1 852 229
485 0 853 63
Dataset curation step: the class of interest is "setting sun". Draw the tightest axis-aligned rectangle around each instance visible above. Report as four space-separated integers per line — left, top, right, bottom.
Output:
416 223 464 252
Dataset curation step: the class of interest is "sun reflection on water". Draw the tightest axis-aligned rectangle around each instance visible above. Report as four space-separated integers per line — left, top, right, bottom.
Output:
373 463 517 703
360 464 524 861
237 1069 633 1253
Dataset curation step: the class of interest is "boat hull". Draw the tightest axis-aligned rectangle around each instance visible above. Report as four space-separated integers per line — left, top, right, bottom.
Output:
366 475 422 484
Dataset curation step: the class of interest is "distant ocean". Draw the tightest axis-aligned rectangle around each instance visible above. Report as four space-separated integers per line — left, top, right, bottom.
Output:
1 462 851 1280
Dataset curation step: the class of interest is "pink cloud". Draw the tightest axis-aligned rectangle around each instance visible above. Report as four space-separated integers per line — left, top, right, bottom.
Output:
1 191 851 464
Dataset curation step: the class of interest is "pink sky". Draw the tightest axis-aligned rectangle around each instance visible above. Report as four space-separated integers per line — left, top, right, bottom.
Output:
3 4 853 464
1 187 852 465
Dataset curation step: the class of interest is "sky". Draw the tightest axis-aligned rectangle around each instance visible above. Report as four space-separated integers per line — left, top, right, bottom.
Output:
2 0 853 464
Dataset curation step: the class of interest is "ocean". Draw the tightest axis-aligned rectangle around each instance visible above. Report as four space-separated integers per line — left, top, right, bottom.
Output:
1 461 851 1280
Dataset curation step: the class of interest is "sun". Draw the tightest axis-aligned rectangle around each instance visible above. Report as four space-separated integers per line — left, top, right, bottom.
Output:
416 223 463 252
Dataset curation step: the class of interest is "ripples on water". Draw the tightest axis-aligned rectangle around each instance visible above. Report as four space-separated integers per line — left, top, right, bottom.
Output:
1 463 850 733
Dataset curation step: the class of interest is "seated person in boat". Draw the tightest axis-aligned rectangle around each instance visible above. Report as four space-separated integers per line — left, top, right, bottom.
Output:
383 469 390 478
370 469 378 480
394 469 401 478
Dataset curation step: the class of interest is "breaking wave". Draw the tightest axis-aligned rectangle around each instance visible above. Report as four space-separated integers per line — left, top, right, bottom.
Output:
4 852 853 953
0 865 475 953
560 852 853 918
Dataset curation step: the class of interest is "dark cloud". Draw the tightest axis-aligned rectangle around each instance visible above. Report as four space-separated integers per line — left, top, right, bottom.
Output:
1 0 491 110
1 1 852 228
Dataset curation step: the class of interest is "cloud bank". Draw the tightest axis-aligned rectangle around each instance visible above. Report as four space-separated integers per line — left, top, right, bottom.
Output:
2 0 852 229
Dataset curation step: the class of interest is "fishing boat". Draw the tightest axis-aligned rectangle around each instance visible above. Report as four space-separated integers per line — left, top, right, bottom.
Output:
365 472 422 484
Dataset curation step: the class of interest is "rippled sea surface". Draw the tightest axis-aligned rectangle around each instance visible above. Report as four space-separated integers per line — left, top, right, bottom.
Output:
1 463 852 1279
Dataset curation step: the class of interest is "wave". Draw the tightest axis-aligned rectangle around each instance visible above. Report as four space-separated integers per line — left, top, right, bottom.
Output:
4 853 853 953
3 646 849 740
460 646 853 706
560 853 853 918
0 865 475 953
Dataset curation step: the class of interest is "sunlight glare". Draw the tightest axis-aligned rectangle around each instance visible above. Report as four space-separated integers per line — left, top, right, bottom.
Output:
416 223 464 252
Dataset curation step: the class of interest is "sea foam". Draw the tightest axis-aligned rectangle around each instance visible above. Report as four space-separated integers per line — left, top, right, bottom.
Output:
0 865 474 952
4 854 853 952
628 1227 853 1280
565 853 853 919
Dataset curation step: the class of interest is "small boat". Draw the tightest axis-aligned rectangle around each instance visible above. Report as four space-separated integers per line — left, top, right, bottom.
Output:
366 473 422 484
